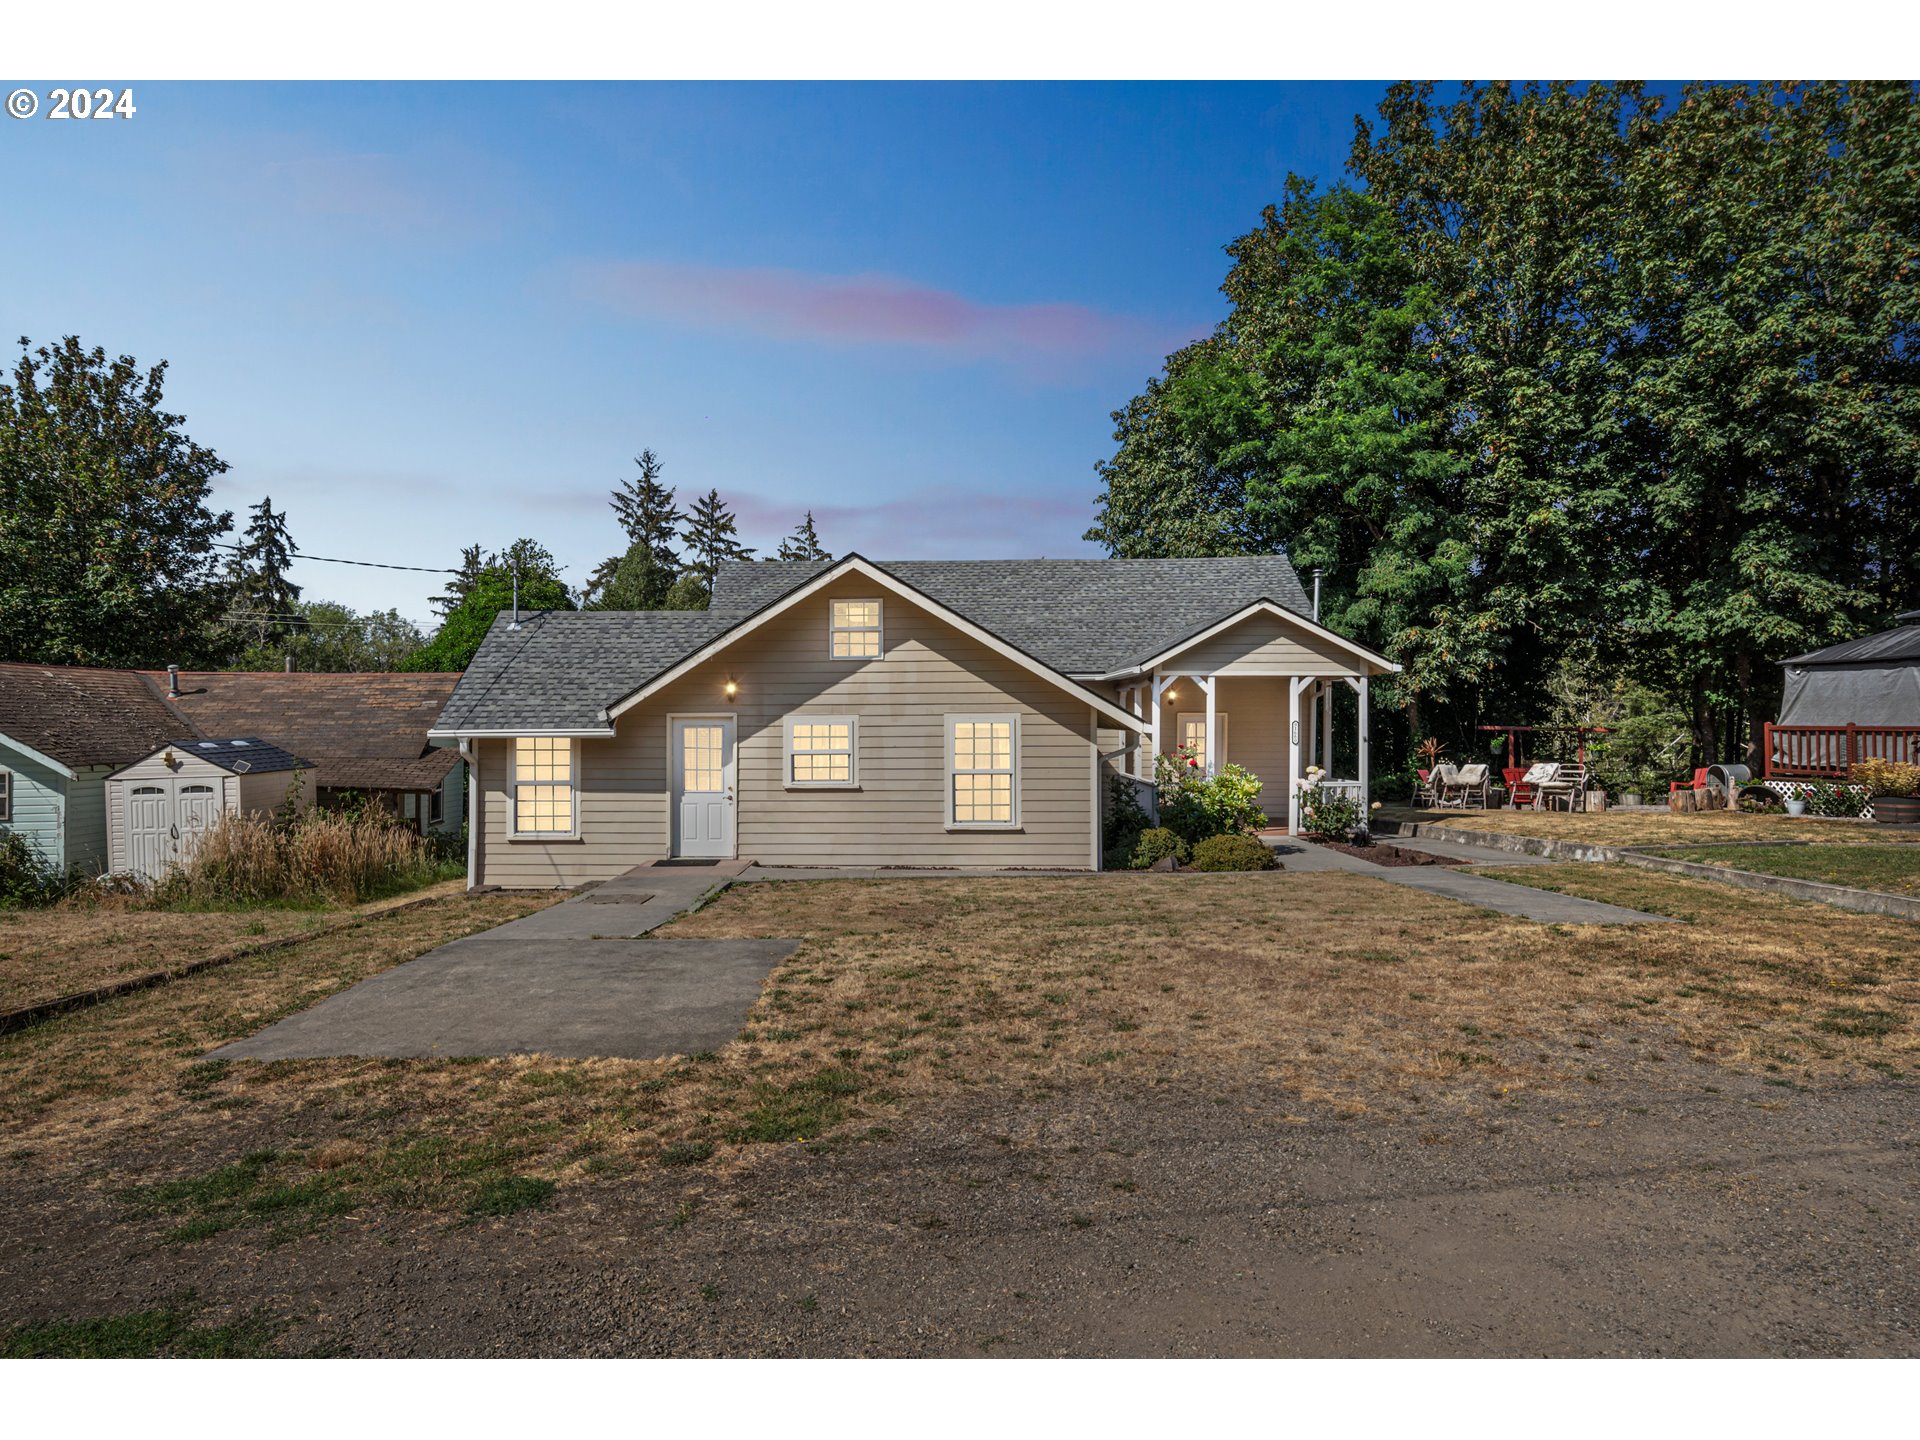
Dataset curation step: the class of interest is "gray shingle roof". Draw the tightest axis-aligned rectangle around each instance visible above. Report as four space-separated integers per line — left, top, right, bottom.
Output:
436 555 1322 733
711 556 1315 675
433 610 736 732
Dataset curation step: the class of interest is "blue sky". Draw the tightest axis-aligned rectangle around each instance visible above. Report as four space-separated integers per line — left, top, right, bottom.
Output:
4 81 1389 622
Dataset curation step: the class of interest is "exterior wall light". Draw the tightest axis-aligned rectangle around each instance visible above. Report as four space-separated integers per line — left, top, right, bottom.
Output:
724 677 739 701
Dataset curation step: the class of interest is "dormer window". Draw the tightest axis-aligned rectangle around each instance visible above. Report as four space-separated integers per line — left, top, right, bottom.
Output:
830 599 883 659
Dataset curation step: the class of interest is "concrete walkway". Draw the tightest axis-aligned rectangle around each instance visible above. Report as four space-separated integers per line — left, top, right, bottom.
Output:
208 869 794 1062
1272 838 1676 925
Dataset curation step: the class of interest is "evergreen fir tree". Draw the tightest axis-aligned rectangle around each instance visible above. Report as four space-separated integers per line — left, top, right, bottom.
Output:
433 544 486 618
680 488 755 591
230 495 304 645
775 510 830 562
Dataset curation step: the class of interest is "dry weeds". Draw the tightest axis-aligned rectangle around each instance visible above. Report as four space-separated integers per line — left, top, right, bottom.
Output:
3 869 1914 1242
0 881 466 1013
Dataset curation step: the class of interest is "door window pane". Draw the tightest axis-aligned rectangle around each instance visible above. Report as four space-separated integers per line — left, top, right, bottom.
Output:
683 726 724 792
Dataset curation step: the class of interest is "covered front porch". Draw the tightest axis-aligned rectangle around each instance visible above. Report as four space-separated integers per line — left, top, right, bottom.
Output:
1090 600 1400 835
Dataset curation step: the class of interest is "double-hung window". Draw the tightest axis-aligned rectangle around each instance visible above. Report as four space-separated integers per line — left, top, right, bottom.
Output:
512 737 577 836
948 716 1017 828
786 718 857 788
830 599 882 658
0 768 10 823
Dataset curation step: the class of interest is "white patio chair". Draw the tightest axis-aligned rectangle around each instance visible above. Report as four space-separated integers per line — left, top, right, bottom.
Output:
1428 763 1461 807
1537 763 1588 812
1447 763 1491 809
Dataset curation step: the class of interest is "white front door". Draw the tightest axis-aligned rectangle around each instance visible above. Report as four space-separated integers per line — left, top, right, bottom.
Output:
671 718 736 858
126 783 173 881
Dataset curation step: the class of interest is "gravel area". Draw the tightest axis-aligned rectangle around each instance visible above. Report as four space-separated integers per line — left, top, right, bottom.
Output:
4 1072 1915 1356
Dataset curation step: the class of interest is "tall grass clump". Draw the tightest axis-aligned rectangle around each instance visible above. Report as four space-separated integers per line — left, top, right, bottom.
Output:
156 810 454 908
0 831 84 908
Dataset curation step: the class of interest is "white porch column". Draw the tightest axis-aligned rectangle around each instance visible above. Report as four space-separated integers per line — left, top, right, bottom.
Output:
1149 670 1172 780
1200 674 1217 776
1322 682 1334 772
1358 674 1371 813
1305 682 1318 775
1287 675 1311 834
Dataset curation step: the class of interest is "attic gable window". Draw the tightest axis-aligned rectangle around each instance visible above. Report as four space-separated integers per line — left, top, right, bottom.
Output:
830 599 882 659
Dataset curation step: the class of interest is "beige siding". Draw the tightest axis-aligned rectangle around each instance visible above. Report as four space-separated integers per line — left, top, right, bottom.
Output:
1159 610 1363 676
477 578 1104 887
238 767 314 816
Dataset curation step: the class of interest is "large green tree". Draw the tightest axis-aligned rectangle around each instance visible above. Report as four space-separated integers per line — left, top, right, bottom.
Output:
405 540 573 671
0 336 232 666
226 599 424 672
680 488 754 592
776 510 830 561
585 449 685 608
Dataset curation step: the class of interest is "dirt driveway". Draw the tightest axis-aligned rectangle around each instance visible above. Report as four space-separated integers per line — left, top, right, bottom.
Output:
3 1071 1914 1356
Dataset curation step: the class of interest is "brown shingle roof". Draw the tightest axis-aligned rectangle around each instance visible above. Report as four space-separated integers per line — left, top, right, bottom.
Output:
147 671 463 792
0 663 190 768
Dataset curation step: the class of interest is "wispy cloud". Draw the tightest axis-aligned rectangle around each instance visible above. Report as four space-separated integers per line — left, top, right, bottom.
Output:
726 487 1099 559
572 260 1199 376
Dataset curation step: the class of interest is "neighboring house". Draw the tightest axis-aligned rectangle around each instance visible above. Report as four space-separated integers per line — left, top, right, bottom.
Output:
105 739 316 882
148 670 465 835
431 553 1400 889
0 663 195 873
0 662 464 876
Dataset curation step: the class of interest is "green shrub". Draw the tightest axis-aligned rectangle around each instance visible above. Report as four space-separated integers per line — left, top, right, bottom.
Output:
1128 827 1189 869
1792 781 1870 818
0 831 79 908
1188 834 1279 871
1297 775 1362 839
1103 772 1151 850
1154 748 1267 843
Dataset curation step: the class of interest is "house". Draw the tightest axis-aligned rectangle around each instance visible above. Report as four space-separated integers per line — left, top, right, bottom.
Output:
430 553 1400 889
148 669 465 834
0 663 198 873
0 662 464 877
105 739 316 882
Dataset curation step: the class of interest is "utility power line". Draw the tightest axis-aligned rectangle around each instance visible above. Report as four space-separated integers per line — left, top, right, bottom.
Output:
211 541 460 575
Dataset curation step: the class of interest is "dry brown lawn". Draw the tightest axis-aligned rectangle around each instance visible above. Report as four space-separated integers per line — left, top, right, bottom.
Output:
0 881 468 1013
2 867 1915 1249
1389 806 1916 847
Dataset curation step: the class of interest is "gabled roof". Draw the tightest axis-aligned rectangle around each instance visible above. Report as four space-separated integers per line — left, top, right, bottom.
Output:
709 555 1318 676
600 556 1145 731
0 662 188 768
164 737 311 775
150 671 464 791
432 610 737 735
1116 598 1400 677
1783 619 1920 668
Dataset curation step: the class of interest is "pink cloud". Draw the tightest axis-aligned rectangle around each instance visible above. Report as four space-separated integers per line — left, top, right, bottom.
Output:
727 488 1099 559
574 260 1198 372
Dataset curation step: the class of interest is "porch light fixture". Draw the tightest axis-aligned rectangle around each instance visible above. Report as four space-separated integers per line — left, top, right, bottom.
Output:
724 676 739 701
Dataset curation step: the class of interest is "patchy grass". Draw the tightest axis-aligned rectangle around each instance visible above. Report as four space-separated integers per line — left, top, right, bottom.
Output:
1386 807 1913 848
2 1294 276 1357
4 870 1919 1257
0 880 467 1013
1645 844 1920 897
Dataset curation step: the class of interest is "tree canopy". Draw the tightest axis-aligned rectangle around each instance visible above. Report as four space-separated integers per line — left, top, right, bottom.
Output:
1089 81 1920 773
0 336 233 667
403 540 574 671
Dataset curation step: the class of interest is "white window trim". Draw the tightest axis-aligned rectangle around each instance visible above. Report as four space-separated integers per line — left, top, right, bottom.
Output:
1175 711 1230 769
829 597 884 660
945 712 1020 831
0 767 10 824
784 715 860 789
509 736 581 841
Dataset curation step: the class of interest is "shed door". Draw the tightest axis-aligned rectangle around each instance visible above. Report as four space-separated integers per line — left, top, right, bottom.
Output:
175 782 220 865
671 718 735 858
126 784 173 882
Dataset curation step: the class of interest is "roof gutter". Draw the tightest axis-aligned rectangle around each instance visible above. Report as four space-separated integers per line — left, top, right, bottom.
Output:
425 727 614 740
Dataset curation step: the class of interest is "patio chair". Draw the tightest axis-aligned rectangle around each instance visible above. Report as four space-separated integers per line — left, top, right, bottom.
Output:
1538 763 1588 812
1428 763 1461 806
1517 762 1559 810
1444 763 1491 808
1415 767 1436 807
1670 767 1708 797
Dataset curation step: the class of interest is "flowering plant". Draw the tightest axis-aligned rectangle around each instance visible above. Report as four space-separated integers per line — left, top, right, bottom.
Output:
1154 746 1267 843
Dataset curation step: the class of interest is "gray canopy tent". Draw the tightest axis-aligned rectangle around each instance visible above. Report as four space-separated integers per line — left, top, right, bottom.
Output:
1778 610 1920 727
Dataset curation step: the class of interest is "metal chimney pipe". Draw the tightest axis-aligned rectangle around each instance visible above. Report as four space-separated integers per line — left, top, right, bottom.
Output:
509 555 521 631
1311 568 1323 623
284 654 293 673
166 663 180 698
